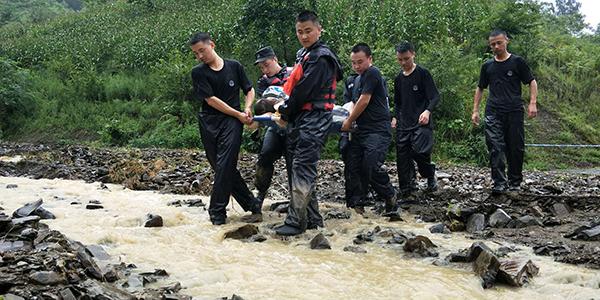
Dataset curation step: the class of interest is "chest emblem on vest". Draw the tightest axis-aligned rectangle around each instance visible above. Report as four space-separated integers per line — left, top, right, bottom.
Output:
348 83 354 89
228 80 235 87
507 70 513 77
413 85 419 91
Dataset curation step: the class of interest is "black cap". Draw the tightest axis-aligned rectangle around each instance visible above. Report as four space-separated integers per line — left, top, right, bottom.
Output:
254 46 276 65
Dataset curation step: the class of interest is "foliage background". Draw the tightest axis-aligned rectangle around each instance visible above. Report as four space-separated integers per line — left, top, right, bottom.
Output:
0 0 598 169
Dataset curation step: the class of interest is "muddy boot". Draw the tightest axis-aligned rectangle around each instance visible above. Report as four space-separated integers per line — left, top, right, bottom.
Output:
426 175 438 192
382 194 402 222
353 206 366 215
491 185 507 195
240 212 263 223
210 216 226 226
274 224 304 236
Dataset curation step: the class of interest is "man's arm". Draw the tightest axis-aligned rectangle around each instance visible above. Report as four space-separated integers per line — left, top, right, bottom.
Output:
243 87 255 119
472 87 484 126
206 97 251 124
527 79 538 118
341 93 371 131
419 69 440 125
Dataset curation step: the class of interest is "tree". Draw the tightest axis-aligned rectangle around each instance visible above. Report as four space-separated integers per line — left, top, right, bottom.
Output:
554 0 586 34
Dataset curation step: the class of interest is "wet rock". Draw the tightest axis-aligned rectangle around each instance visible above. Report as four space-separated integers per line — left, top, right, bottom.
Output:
0 213 11 231
19 228 37 240
565 223 600 241
403 235 438 257
542 216 561 227
248 234 267 243
0 241 32 252
552 203 570 217
86 203 104 210
80 279 136 300
324 209 351 220
224 224 259 240
353 231 375 244
474 248 500 289
530 205 545 218
448 220 465 232
29 271 65 285
489 209 511 228
310 233 331 250
533 243 571 256
6 184 18 189
11 215 40 228
466 213 485 233
542 185 563 194
122 274 144 292
509 215 543 228
429 223 450 234
144 214 163 227
140 269 169 277
497 258 539 287
448 242 493 263
60 288 77 300
86 244 111 260
269 201 289 213
2 294 25 300
496 246 519 257
343 245 367 253
13 199 55 220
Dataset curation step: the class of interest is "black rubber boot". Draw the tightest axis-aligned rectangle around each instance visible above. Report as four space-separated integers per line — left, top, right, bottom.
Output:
274 224 304 236
426 175 438 192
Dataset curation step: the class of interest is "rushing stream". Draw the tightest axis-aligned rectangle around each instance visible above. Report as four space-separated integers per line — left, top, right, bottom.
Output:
1 176 599 300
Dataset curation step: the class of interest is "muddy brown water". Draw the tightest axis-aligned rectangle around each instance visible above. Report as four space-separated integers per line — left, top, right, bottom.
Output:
1 176 599 300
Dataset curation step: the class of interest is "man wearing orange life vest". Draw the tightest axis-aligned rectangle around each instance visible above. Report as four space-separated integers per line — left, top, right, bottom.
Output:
274 10 343 236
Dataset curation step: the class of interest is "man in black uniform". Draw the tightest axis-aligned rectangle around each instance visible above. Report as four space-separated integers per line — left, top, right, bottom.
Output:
394 42 440 196
341 43 400 219
274 10 343 236
252 46 291 207
189 32 262 225
472 30 538 194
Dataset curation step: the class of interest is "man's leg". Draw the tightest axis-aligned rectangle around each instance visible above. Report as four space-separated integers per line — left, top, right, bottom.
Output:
346 136 366 209
505 110 525 189
411 127 437 190
484 111 508 193
254 127 286 201
396 130 417 195
277 110 330 235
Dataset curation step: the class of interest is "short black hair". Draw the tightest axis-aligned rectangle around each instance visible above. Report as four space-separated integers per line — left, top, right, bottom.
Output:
395 41 414 54
351 42 372 57
489 29 509 39
189 32 211 46
296 10 320 26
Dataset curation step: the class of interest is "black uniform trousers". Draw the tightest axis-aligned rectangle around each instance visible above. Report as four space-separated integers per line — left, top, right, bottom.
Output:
284 110 331 230
484 109 525 188
396 126 436 192
346 131 395 208
255 126 288 198
198 113 259 222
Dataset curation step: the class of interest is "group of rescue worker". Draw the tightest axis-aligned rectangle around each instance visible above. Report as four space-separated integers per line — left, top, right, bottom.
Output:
188 10 538 236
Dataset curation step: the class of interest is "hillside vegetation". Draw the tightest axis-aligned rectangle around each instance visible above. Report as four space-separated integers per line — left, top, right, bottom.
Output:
1 0 598 169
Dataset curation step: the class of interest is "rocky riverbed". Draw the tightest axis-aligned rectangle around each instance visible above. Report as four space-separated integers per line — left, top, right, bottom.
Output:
0 142 599 298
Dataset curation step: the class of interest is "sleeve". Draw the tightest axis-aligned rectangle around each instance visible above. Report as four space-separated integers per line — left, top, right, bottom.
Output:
237 62 253 94
516 57 535 84
423 69 440 112
256 77 268 97
191 67 213 101
360 68 378 95
285 57 333 117
393 74 401 118
342 76 353 104
477 63 489 89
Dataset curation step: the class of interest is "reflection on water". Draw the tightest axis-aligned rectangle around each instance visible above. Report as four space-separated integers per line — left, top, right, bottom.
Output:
1 176 599 300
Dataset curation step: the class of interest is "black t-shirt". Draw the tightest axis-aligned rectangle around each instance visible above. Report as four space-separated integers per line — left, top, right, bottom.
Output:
478 54 534 113
355 66 391 133
256 66 291 96
191 59 253 115
394 65 440 130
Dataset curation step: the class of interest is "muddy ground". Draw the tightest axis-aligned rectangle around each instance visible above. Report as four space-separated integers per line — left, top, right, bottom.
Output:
1 142 599 271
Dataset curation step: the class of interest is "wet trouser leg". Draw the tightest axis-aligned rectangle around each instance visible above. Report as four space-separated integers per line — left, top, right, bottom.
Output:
198 114 258 221
254 127 286 198
411 127 435 179
346 137 364 207
284 110 331 230
357 132 395 200
504 111 524 187
339 134 359 207
396 130 416 193
485 111 508 188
